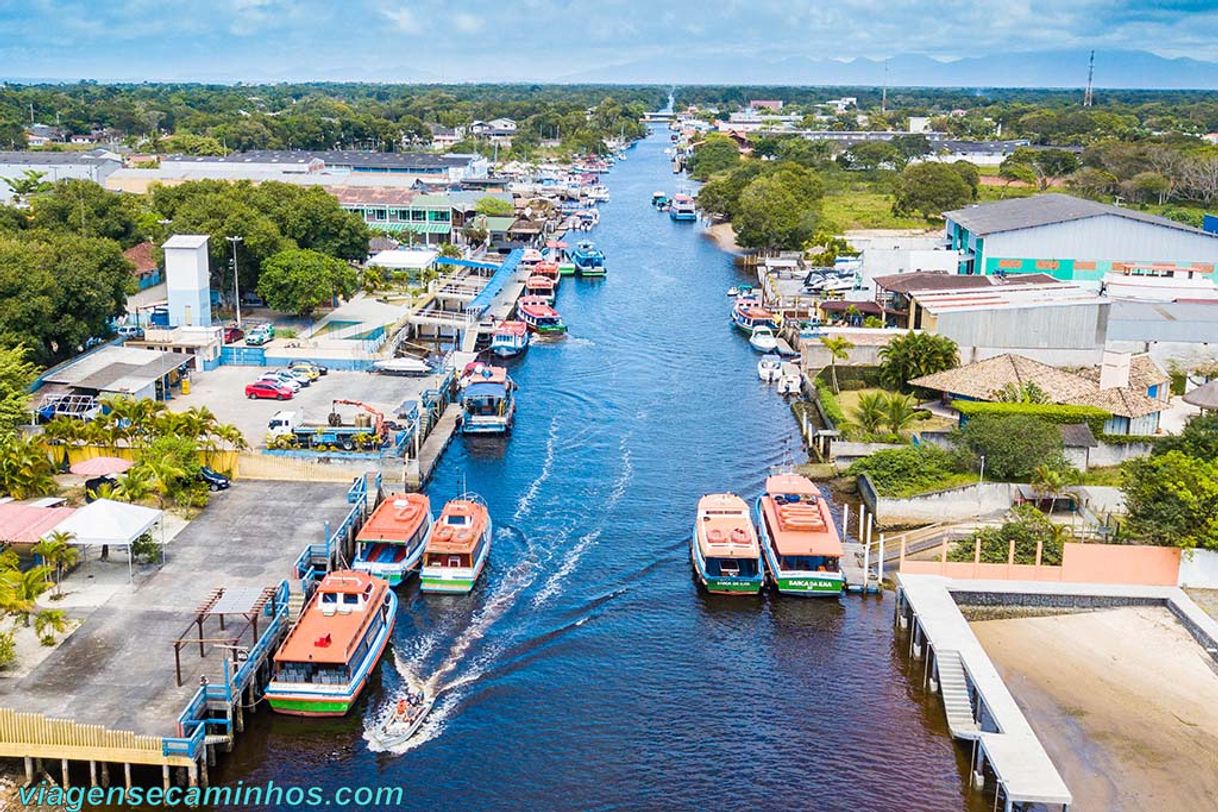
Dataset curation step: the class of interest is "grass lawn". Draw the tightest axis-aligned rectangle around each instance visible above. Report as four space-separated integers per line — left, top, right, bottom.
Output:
977 184 1036 202
821 192 932 231
1080 465 1124 487
834 387 957 437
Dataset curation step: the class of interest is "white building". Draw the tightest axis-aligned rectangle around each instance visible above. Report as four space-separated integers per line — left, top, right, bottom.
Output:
0 150 122 202
163 234 212 328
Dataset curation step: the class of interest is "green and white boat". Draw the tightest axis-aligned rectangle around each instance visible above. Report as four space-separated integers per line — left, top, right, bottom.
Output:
756 473 845 596
420 494 492 594
690 493 765 594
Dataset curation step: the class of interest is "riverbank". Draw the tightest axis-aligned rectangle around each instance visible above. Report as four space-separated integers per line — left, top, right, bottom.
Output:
704 221 741 253
973 606 1218 811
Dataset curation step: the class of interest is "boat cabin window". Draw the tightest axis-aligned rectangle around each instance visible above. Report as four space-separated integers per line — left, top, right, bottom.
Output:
278 662 351 685
321 592 338 605
445 514 470 527
343 593 360 607
779 555 839 573
706 557 759 577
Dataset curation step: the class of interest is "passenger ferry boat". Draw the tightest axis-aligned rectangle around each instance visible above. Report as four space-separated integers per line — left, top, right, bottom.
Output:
266 570 396 716
669 193 697 221
518 248 544 275
353 493 433 586
420 495 493 593
731 299 777 336
569 240 606 277
544 240 577 276
534 260 562 283
524 274 557 303
755 474 845 596
691 494 765 594
518 296 567 335
491 320 529 358
460 364 516 434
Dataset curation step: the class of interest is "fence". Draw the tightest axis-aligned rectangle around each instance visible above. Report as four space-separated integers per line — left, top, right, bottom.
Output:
902 539 1181 586
234 452 378 483
0 708 177 766
62 445 239 477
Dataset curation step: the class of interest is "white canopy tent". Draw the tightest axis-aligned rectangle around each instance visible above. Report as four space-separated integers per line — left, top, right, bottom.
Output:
45 499 163 580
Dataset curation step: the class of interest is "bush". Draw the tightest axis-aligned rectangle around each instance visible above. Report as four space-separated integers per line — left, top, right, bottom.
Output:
848 444 970 497
839 379 866 391
0 631 14 669
953 401 1110 436
947 505 1066 564
815 381 847 428
131 532 161 564
954 414 1066 482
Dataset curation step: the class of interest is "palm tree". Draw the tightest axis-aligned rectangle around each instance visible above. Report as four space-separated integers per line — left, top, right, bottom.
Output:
882 393 919 436
2 169 52 204
820 336 854 394
878 331 959 391
34 609 70 645
1031 463 1064 514
0 566 53 626
112 466 155 503
31 531 80 597
140 456 187 510
851 392 887 436
0 436 57 500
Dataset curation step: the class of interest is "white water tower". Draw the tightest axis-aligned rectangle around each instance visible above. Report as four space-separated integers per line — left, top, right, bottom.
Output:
162 234 212 328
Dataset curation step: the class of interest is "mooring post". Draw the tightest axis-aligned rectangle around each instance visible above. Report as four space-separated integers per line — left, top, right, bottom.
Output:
878 533 885 586
162 764 171 790
124 763 132 790
188 761 198 788
857 504 866 540
23 757 33 785
89 760 97 787
101 761 110 789
61 759 70 789
861 541 870 592
842 504 850 538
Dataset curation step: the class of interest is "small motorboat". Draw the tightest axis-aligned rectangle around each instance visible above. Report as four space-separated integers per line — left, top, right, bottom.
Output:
749 326 779 353
727 286 740 297
374 690 435 747
373 357 434 377
652 191 669 208
777 362 802 395
757 354 781 383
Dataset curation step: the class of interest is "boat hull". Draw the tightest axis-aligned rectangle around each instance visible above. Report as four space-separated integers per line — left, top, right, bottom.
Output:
558 263 577 276
670 211 697 222
267 590 397 716
689 534 763 595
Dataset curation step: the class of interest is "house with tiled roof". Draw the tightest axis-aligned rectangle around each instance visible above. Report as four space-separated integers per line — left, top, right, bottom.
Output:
122 241 162 289
910 351 1169 436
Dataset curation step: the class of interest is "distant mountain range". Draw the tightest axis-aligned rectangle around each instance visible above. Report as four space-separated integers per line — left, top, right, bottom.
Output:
559 49 1218 89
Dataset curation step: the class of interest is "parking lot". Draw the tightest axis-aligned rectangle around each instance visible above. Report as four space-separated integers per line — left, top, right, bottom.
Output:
168 365 446 448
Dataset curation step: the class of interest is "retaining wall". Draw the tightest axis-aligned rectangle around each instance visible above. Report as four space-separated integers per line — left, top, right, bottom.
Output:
1179 549 1218 589
863 477 1015 524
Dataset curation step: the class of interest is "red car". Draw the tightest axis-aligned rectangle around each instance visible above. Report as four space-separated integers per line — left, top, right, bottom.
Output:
245 380 293 400
223 326 244 344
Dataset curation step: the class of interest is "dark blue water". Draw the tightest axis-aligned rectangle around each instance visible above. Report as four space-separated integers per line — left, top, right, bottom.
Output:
219 131 974 810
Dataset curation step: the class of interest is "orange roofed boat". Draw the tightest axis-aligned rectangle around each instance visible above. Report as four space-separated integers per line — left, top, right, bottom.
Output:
420 494 493 593
265 570 396 715
755 473 845 596
690 493 765 594
353 493 433 586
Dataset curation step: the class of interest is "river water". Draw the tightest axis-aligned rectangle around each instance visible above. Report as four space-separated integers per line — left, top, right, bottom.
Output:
216 130 977 810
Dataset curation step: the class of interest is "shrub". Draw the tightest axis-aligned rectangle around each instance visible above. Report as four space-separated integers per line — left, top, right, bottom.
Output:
131 532 161 564
848 444 969 497
954 414 1066 482
815 381 847 428
952 401 1110 436
0 631 14 669
947 505 1066 565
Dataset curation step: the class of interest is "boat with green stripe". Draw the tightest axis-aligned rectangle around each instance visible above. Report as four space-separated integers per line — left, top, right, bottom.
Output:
690 493 764 595
420 494 492 594
266 570 397 716
756 473 845 597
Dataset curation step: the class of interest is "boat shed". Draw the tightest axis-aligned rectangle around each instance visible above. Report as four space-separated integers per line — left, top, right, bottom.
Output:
40 346 192 401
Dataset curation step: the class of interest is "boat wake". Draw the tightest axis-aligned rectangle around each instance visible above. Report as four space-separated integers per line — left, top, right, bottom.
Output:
367 527 542 755
514 416 559 520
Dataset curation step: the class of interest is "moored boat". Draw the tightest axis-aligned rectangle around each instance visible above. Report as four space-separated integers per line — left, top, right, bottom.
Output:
519 248 544 274
491 320 529 358
569 240 606 277
757 354 782 383
749 325 779 353
669 193 697 221
459 364 516 434
777 362 802 395
691 494 765 594
756 474 845 596
420 495 493 593
652 191 669 208
524 274 557 303
517 296 567 335
266 570 396 716
731 299 777 336
353 493 433 586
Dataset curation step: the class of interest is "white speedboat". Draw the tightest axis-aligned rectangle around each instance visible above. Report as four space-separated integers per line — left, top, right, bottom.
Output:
373 690 435 747
727 286 740 297
373 357 434 376
749 326 779 353
757 354 782 383
777 362 802 395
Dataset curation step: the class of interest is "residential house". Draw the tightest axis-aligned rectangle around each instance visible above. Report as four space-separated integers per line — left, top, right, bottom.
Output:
122 241 163 290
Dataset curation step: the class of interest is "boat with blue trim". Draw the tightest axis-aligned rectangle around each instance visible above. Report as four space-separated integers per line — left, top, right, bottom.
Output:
266 570 396 716
491 320 529 358
755 474 845 596
459 364 516 434
353 493 433 586
569 240 606 277
669 193 697 221
420 495 493 594
691 493 765 594
731 298 777 336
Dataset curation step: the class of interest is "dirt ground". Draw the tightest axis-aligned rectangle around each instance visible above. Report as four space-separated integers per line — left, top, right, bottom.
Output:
973 606 1218 811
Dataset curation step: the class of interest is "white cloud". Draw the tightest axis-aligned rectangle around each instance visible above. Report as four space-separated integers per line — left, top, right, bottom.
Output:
381 5 422 33
453 12 484 32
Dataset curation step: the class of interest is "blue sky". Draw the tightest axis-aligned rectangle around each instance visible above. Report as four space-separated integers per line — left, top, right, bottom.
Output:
1 0 1217 83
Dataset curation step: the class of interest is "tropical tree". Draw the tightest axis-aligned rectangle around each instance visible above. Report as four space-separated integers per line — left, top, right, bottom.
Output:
991 381 1051 404
0 565 53 626
882 393 919 436
851 392 887 436
474 196 514 217
1031 463 1066 514
34 608 70 645
0 345 38 440
878 331 959 391
256 248 359 317
893 162 973 219
820 336 854 394
0 436 57 499
1 169 52 205
31 531 80 597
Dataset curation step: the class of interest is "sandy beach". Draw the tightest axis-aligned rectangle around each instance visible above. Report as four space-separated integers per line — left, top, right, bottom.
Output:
973 606 1218 811
704 221 742 253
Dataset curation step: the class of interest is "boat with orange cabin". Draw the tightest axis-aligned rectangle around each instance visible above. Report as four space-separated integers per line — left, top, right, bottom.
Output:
524 274 557 303
265 570 396 715
353 493 433 586
755 473 845 596
419 495 493 593
517 296 567 335
491 320 529 358
691 493 765 594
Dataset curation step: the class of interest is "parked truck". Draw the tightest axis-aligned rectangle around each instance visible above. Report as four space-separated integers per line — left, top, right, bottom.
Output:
267 400 386 450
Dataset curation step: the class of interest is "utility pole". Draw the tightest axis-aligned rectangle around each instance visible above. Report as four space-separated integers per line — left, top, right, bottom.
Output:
1083 50 1095 108
881 59 889 114
227 236 244 327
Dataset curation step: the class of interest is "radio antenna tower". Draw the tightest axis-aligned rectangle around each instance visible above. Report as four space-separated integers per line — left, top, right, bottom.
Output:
1083 50 1095 107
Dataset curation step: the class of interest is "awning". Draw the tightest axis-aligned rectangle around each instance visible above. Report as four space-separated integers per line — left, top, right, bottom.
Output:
47 499 161 547
464 382 507 399
368 222 450 235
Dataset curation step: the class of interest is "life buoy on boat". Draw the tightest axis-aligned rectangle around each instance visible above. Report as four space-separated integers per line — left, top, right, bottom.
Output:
707 528 726 544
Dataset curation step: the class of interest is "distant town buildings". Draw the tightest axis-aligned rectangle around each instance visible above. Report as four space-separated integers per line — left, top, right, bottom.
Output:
0 149 123 202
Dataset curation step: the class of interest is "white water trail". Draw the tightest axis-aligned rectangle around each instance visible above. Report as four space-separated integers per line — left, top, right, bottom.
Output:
514 415 558 520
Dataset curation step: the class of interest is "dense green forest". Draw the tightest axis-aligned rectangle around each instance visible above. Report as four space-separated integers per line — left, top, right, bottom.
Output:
0 83 664 156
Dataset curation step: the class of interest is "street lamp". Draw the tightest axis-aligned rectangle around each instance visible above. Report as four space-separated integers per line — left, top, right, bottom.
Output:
226 236 243 327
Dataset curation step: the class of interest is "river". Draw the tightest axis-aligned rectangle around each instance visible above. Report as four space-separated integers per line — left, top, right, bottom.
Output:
215 129 977 810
